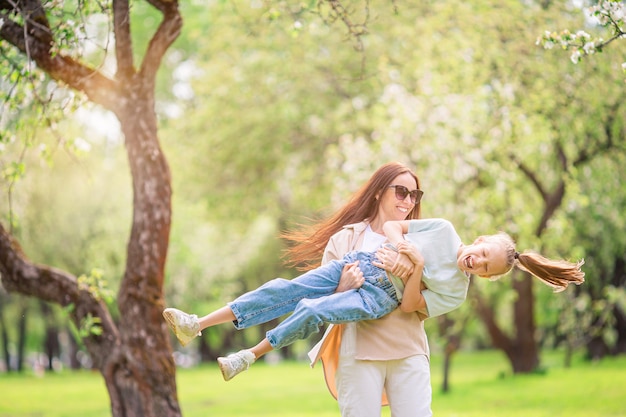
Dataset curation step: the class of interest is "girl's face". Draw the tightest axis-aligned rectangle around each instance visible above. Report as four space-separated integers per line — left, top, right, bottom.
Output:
457 237 509 277
377 172 418 222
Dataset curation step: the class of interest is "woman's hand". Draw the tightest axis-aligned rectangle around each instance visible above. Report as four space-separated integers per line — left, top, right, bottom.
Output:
335 261 364 293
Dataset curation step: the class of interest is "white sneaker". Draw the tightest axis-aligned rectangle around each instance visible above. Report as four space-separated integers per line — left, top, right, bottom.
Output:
217 350 256 381
162 307 201 347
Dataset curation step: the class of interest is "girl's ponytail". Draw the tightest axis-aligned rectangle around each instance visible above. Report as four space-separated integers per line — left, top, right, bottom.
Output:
516 252 585 292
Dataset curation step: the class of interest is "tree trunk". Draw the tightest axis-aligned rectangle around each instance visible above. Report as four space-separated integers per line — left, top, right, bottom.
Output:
438 315 463 393
610 258 626 355
103 93 180 416
470 271 539 374
16 304 27 372
0 294 10 372
40 301 60 371
510 273 539 372
614 305 626 354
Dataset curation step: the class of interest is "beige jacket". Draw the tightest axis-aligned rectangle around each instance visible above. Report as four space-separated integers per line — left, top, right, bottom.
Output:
308 222 429 403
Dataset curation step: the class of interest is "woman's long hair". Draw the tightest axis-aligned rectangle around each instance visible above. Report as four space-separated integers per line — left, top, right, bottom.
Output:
282 162 421 270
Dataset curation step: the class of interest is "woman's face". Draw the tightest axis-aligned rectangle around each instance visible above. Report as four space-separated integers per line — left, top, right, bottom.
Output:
377 172 418 222
456 238 509 277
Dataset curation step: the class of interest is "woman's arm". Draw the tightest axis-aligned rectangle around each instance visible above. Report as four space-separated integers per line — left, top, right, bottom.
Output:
335 262 364 293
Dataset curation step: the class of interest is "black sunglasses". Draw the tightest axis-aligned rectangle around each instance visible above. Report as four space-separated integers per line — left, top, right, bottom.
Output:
387 185 424 205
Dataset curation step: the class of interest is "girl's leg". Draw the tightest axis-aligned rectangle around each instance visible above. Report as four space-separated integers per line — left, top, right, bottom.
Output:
164 258 348 347
163 305 236 347
197 306 236 331
249 338 273 359
216 272 393 383
229 258 348 329
217 338 273 382
266 280 397 349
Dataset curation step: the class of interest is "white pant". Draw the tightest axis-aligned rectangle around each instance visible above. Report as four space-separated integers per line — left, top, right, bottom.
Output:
335 327 432 417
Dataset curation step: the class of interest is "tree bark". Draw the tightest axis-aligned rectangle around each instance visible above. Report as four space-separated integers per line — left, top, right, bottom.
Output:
510 273 539 372
0 293 11 372
470 270 538 373
40 301 60 371
16 303 27 372
438 315 464 392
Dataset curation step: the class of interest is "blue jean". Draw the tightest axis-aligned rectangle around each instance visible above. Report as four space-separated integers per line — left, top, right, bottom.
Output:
228 251 399 349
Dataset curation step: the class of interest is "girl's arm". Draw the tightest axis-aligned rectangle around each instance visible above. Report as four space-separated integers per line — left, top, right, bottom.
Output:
396 241 427 313
382 220 413 280
382 220 410 246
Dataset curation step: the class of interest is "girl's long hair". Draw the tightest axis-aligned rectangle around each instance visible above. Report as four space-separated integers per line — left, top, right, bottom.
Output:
282 162 421 270
484 233 585 292
516 252 585 292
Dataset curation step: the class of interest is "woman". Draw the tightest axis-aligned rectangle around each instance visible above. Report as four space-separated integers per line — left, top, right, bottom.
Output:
285 162 431 417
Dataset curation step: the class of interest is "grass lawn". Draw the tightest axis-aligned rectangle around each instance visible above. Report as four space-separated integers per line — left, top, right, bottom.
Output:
1 350 625 416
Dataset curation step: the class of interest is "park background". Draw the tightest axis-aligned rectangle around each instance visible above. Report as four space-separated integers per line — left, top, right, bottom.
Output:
0 0 625 416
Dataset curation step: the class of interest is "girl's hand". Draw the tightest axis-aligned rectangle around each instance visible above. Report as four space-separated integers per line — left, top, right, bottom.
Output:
396 241 424 268
335 261 364 292
374 246 414 281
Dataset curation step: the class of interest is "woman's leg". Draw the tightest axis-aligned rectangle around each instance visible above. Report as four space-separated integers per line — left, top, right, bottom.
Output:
336 354 385 417
384 354 432 417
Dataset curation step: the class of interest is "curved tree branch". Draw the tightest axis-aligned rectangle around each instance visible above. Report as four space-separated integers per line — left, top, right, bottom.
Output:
0 7 120 111
113 0 134 79
0 223 120 369
510 153 548 201
0 223 79 305
139 1 182 86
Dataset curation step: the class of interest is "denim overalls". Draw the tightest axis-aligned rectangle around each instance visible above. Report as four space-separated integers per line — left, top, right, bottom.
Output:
228 251 399 349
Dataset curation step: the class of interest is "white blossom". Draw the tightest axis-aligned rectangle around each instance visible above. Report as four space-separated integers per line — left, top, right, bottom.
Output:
583 42 596 54
570 49 582 64
575 30 591 40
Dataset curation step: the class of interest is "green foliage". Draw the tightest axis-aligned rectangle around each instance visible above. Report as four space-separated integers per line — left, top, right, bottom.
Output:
78 268 114 304
63 303 103 343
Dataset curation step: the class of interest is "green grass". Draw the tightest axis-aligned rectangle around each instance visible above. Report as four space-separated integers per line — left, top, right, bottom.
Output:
1 350 625 416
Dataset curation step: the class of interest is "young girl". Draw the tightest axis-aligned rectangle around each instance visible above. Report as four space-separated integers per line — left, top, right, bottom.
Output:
163 218 584 381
